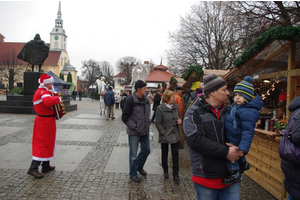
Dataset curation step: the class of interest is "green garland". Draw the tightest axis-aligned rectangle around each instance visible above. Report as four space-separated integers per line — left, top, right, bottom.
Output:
162 81 167 87
234 26 300 68
182 65 204 81
170 77 178 84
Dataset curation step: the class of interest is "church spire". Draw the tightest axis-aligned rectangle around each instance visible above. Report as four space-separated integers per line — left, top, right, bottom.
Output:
55 1 63 28
50 1 67 51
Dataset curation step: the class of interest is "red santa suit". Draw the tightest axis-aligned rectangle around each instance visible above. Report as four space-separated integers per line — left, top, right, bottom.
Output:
32 75 61 161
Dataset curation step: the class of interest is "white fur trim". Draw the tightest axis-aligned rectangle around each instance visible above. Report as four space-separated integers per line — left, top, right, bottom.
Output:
41 94 51 99
33 99 43 105
43 77 54 84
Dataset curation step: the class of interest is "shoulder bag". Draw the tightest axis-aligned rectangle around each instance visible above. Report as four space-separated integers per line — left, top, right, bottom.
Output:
279 109 300 164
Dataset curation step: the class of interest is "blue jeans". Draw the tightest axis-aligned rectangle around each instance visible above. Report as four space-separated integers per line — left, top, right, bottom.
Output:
287 194 294 200
227 156 246 171
128 135 150 177
194 182 239 200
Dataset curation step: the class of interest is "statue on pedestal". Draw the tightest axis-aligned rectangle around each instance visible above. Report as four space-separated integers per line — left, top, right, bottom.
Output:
17 34 49 72
96 77 106 115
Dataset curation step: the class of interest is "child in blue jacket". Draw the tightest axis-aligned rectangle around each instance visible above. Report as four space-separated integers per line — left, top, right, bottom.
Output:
223 76 263 185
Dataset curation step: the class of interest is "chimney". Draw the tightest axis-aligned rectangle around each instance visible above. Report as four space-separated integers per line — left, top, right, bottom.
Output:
144 61 149 64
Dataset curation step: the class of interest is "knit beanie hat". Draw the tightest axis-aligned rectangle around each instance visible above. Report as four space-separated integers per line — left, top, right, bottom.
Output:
134 80 147 90
233 76 254 103
203 74 227 95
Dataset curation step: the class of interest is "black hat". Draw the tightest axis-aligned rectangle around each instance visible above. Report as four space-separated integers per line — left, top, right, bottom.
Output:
134 80 147 90
203 74 226 95
175 86 183 91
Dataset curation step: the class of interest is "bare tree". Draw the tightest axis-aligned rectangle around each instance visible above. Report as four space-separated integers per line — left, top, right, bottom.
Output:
99 61 114 87
167 1 242 74
115 56 141 83
80 59 101 87
232 1 300 27
0 49 25 91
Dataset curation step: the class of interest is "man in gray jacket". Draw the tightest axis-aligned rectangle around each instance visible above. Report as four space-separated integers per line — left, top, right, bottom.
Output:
121 80 151 183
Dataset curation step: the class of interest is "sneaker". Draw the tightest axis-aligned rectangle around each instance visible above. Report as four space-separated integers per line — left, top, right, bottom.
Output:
239 161 250 174
130 176 140 183
137 169 147 176
111 117 116 120
222 171 241 185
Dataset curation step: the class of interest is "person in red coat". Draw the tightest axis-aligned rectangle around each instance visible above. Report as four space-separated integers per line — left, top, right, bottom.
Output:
27 74 61 178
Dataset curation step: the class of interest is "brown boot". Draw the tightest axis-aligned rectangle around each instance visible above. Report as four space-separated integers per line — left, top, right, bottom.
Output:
27 170 44 178
42 166 55 173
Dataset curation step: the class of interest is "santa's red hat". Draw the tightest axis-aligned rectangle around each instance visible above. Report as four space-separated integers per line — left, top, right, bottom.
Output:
38 74 54 86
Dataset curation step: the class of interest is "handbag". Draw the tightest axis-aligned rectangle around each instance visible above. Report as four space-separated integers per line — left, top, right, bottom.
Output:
279 109 300 164
176 109 185 148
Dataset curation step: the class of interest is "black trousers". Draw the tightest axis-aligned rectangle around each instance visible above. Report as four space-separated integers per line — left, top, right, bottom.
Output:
161 142 179 175
29 160 50 171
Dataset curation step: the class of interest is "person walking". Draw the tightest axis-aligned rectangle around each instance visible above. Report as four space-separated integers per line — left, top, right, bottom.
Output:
151 90 161 123
281 95 300 200
78 90 82 101
174 86 184 118
121 80 151 183
27 74 61 178
104 86 115 121
183 74 243 200
155 90 182 182
72 90 77 101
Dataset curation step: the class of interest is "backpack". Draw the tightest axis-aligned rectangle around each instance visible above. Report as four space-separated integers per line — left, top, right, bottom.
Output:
120 96 128 110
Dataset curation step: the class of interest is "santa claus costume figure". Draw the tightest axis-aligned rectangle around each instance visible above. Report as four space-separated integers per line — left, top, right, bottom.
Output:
27 74 61 178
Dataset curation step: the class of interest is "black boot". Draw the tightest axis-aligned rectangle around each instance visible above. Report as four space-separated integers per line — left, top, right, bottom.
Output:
173 174 180 182
223 171 241 185
163 170 169 179
239 161 250 174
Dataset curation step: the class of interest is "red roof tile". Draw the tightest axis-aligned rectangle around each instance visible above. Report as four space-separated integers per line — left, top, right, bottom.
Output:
146 70 179 82
114 71 127 78
0 42 61 65
154 64 168 70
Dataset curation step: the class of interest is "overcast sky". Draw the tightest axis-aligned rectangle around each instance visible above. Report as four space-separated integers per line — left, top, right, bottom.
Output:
0 0 197 75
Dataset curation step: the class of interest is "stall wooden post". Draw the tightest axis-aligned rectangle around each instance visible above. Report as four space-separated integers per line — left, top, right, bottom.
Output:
286 41 296 117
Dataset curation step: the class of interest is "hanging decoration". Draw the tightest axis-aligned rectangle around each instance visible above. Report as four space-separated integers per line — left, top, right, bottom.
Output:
168 77 178 91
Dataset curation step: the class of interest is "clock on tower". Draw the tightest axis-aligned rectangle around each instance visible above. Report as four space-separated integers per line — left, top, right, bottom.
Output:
54 35 59 40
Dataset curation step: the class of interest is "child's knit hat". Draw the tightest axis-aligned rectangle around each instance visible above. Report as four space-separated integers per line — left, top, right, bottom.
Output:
233 76 254 103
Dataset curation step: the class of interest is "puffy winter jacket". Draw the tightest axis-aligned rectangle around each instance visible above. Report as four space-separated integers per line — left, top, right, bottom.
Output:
121 93 151 136
224 94 263 152
183 96 229 178
104 90 115 106
281 96 300 200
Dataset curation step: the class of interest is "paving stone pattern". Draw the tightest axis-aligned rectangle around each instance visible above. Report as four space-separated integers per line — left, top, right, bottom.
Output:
0 97 277 199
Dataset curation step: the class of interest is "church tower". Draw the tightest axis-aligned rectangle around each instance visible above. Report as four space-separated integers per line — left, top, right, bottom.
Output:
50 1 67 51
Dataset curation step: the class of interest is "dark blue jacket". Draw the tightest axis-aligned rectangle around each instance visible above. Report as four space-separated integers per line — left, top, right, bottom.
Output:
224 94 263 153
104 90 115 106
281 96 300 200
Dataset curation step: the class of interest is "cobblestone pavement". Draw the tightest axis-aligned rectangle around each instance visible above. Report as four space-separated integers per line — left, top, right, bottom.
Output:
0 97 277 199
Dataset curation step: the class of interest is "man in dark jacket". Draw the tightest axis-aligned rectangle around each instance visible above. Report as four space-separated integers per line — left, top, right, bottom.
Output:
121 80 151 183
104 86 115 120
281 95 300 200
183 74 243 200
151 90 161 122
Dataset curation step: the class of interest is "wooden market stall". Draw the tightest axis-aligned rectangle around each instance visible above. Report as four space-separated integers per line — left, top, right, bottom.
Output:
223 26 300 200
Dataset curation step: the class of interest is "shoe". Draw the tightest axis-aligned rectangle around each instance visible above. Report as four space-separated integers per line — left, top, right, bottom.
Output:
106 119 108 121
222 171 241 185
239 162 250 174
173 175 180 182
137 169 147 176
27 170 44 178
163 171 169 179
111 117 116 120
130 176 140 183
42 166 55 173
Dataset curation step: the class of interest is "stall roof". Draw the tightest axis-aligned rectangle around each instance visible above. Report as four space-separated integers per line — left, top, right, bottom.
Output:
223 40 300 83
223 26 300 83
47 71 71 87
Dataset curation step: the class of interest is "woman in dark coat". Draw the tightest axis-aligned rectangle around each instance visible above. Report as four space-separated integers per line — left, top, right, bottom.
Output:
281 96 300 200
151 90 162 122
155 90 182 182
